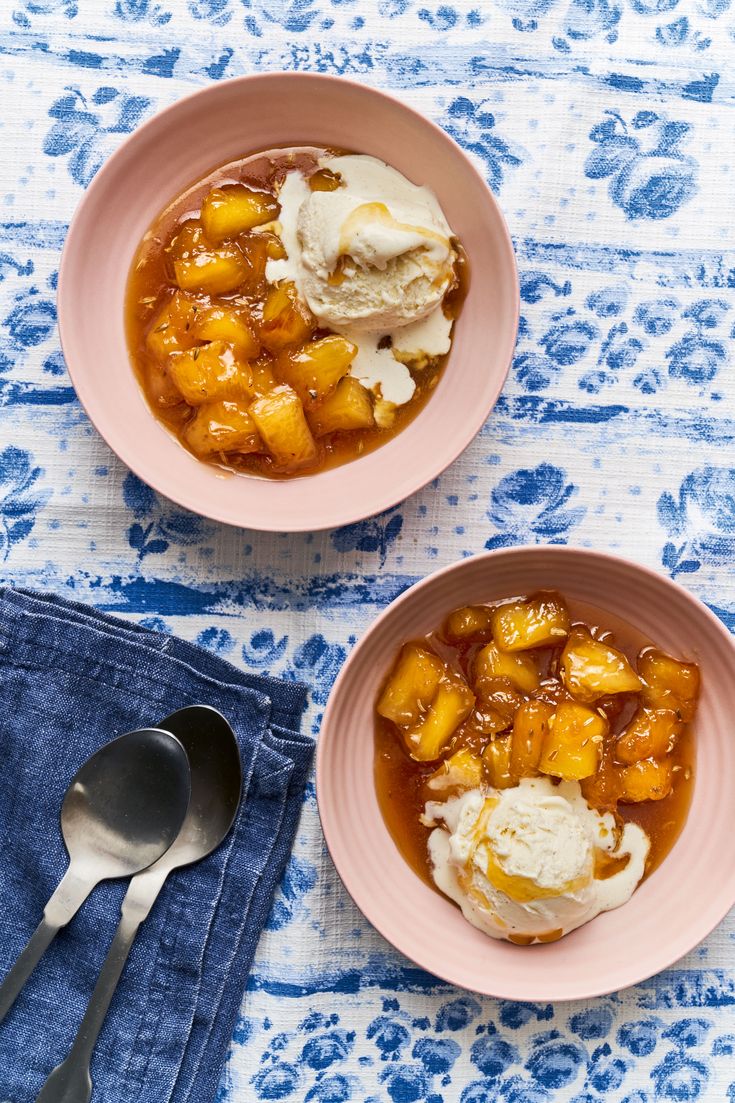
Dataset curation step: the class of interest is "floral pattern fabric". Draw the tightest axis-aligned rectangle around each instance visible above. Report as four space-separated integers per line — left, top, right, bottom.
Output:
2 0 735 1099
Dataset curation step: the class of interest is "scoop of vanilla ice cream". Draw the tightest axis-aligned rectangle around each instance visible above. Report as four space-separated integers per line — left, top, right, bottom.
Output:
424 777 649 942
296 155 455 332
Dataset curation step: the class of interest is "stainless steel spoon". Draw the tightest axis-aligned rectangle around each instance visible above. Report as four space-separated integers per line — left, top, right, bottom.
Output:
0 727 191 1024
37 705 243 1103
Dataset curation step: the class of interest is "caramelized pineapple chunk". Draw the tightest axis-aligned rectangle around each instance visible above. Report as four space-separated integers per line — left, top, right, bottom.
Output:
258 282 314 351
146 292 199 360
145 361 183 408
561 626 642 703
191 305 259 358
184 400 262 457
492 591 571 652
616 707 682 765
474 642 540 695
444 605 494 643
174 244 249 295
308 168 342 192
403 675 475 762
248 384 317 470
310 377 375 436
201 185 279 243
168 341 251 406
278 336 357 403
483 736 516 790
638 649 700 722
580 752 622 810
538 700 607 781
619 758 673 803
376 643 445 727
510 699 554 779
426 748 483 792
168 219 206 261
474 677 525 733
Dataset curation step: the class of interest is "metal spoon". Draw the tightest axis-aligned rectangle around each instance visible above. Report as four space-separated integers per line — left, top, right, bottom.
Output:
37 705 243 1103
0 727 191 1024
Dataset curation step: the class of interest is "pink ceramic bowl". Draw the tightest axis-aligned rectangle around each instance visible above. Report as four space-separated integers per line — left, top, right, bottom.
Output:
317 546 735 1000
57 73 519 532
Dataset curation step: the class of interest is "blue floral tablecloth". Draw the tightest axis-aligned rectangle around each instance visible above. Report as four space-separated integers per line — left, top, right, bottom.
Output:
2 1 735 1100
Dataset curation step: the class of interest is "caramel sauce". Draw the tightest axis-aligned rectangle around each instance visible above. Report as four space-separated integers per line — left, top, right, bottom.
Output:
374 598 695 894
125 146 469 480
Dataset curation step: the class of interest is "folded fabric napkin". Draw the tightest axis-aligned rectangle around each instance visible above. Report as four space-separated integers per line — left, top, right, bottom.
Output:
0 586 312 1103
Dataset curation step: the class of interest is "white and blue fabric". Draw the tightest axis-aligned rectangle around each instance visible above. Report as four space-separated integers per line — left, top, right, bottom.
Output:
2 1 735 1100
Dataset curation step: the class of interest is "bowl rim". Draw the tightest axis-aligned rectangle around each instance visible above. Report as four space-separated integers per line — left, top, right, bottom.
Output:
316 545 735 999
56 71 520 533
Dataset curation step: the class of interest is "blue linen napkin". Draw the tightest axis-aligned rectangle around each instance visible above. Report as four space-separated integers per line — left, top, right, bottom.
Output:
0 586 312 1103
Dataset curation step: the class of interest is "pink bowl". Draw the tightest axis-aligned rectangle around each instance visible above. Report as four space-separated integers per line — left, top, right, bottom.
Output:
57 73 519 532
317 547 735 1000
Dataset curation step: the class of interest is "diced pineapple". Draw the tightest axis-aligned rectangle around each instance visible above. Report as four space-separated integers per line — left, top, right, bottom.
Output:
510 700 554 779
201 185 279 242
248 384 317 470
174 245 249 295
580 753 622 811
483 736 516 790
443 605 494 643
168 341 251 406
616 708 682 765
145 292 199 360
538 700 607 781
145 361 184 408
184 400 262 457
278 336 357 403
309 377 375 436
474 642 540 695
619 758 673 803
239 234 270 286
426 749 483 792
403 676 475 762
474 677 525 731
168 219 207 261
258 282 314 352
492 591 571 652
376 643 445 727
245 358 278 397
191 305 259 358
308 168 342 192
560 626 642 703
638 649 700 722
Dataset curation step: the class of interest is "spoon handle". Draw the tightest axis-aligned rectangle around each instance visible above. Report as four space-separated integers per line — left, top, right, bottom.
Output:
0 867 92 1024
35 867 166 1103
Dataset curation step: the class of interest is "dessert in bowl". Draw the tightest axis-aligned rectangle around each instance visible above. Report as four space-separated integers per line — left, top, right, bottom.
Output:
58 73 518 530
317 548 735 1000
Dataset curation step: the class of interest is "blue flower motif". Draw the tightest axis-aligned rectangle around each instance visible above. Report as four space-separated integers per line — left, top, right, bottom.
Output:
4 289 56 348
241 628 289 670
666 334 726 385
287 635 346 705
540 319 599 365
633 299 679 336
412 1037 461 1074
379 1063 428 1102
651 1052 709 1100
564 0 621 43
471 1035 519 1077
121 472 214 560
569 1007 613 1040
658 466 735 575
683 298 729 329
252 1062 301 1099
44 86 152 186
514 352 559 393
585 110 697 220
267 855 318 931
486 464 585 549
441 97 523 192
367 1016 411 1056
301 1029 354 1070
0 446 51 560
526 1042 586 1090
435 997 482 1032
585 285 628 318
331 508 403 565
242 0 320 33
520 271 571 305
587 1044 628 1093
618 1019 661 1057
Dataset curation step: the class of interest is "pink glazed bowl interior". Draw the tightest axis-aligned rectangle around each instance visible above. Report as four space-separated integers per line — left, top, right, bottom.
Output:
317 547 735 1001
57 73 519 532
